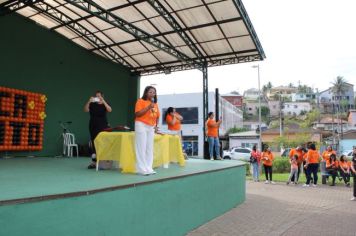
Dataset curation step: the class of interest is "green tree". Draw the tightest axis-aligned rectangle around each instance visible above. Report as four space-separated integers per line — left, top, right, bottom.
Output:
256 106 270 117
227 126 249 134
300 110 320 128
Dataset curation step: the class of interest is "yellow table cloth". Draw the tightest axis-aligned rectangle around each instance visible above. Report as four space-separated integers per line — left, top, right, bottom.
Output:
94 132 185 173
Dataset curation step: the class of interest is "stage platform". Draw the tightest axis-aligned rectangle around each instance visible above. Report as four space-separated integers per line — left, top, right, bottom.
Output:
0 157 246 236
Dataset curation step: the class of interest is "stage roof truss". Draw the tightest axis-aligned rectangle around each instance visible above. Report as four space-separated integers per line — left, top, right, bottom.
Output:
0 0 265 75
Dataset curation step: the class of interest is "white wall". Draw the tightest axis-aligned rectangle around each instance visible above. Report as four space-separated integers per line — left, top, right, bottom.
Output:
158 92 243 157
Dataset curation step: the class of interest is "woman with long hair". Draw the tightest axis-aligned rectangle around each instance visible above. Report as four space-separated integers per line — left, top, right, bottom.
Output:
261 147 274 184
164 107 183 136
339 155 350 186
134 86 160 175
84 91 112 169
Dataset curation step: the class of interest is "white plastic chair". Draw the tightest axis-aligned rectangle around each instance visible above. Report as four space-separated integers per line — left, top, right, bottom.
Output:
63 133 79 157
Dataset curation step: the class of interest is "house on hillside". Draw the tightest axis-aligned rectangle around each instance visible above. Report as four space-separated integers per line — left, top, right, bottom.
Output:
261 127 322 150
282 102 312 116
348 109 356 130
312 117 349 133
221 93 243 109
243 88 260 100
319 83 355 113
229 130 260 150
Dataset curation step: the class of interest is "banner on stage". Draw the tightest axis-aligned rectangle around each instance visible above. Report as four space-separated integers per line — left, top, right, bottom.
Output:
0 86 47 151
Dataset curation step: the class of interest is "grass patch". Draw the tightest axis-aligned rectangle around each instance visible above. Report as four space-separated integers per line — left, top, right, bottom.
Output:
247 172 354 186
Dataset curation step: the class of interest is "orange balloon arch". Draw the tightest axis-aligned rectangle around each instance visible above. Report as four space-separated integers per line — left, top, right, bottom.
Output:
0 86 47 151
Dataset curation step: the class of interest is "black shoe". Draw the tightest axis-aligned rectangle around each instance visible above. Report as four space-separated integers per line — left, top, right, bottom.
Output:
87 163 96 169
330 183 335 186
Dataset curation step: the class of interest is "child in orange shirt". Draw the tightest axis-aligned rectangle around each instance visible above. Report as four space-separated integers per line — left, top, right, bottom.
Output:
287 154 299 185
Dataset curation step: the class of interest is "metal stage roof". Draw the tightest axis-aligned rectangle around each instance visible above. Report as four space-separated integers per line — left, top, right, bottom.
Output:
0 0 265 75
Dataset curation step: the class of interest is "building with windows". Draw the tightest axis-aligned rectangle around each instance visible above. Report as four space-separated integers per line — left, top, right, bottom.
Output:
221 93 243 108
319 83 355 113
158 92 243 157
282 102 312 116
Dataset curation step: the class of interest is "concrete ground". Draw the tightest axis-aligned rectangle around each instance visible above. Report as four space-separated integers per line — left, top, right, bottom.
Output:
188 181 356 236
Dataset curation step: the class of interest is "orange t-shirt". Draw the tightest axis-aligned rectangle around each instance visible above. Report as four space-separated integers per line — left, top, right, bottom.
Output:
339 161 349 169
326 159 339 168
307 150 320 164
206 119 219 137
261 151 274 166
135 99 160 126
322 150 336 161
289 149 303 164
166 113 181 131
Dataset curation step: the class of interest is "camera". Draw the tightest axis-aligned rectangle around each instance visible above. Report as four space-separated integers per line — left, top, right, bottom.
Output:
92 97 100 103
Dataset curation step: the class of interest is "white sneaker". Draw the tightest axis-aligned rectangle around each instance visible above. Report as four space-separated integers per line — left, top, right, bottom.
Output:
350 197 355 201
210 158 214 161
302 184 310 187
265 180 269 184
312 184 317 187
270 181 275 185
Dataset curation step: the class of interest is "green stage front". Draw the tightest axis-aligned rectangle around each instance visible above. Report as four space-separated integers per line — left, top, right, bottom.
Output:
0 160 246 236
0 13 139 156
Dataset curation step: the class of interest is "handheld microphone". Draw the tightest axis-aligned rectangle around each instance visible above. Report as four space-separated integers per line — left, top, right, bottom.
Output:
150 98 155 112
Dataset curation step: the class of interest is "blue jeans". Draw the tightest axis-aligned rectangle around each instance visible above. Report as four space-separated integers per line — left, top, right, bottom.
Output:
208 137 220 159
252 162 259 180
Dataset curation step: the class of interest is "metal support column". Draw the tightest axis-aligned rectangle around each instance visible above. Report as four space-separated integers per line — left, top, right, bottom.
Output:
202 62 208 158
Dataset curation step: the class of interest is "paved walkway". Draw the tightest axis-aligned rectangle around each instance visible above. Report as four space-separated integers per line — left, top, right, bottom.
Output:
188 181 356 236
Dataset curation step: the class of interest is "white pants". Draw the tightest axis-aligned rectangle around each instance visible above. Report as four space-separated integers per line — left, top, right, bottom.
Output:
135 121 154 174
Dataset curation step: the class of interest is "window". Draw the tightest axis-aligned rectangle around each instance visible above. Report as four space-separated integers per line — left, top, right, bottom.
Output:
162 107 198 124
182 136 198 156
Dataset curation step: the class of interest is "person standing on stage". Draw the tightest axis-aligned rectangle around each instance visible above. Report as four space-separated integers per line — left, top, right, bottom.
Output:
84 91 112 169
165 107 183 136
134 86 160 175
350 146 356 201
206 112 222 160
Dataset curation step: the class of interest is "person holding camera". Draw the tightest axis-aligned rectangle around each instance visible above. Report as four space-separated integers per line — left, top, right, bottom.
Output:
250 145 261 182
134 86 160 176
206 112 222 161
84 91 112 169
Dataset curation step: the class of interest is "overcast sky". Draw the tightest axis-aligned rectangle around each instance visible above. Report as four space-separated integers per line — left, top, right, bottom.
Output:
140 0 356 96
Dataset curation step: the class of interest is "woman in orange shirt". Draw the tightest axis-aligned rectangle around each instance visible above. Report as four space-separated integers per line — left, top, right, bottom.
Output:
261 147 274 184
134 86 160 176
322 145 336 162
165 107 183 136
303 143 320 187
206 112 222 160
326 154 339 186
339 155 350 186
